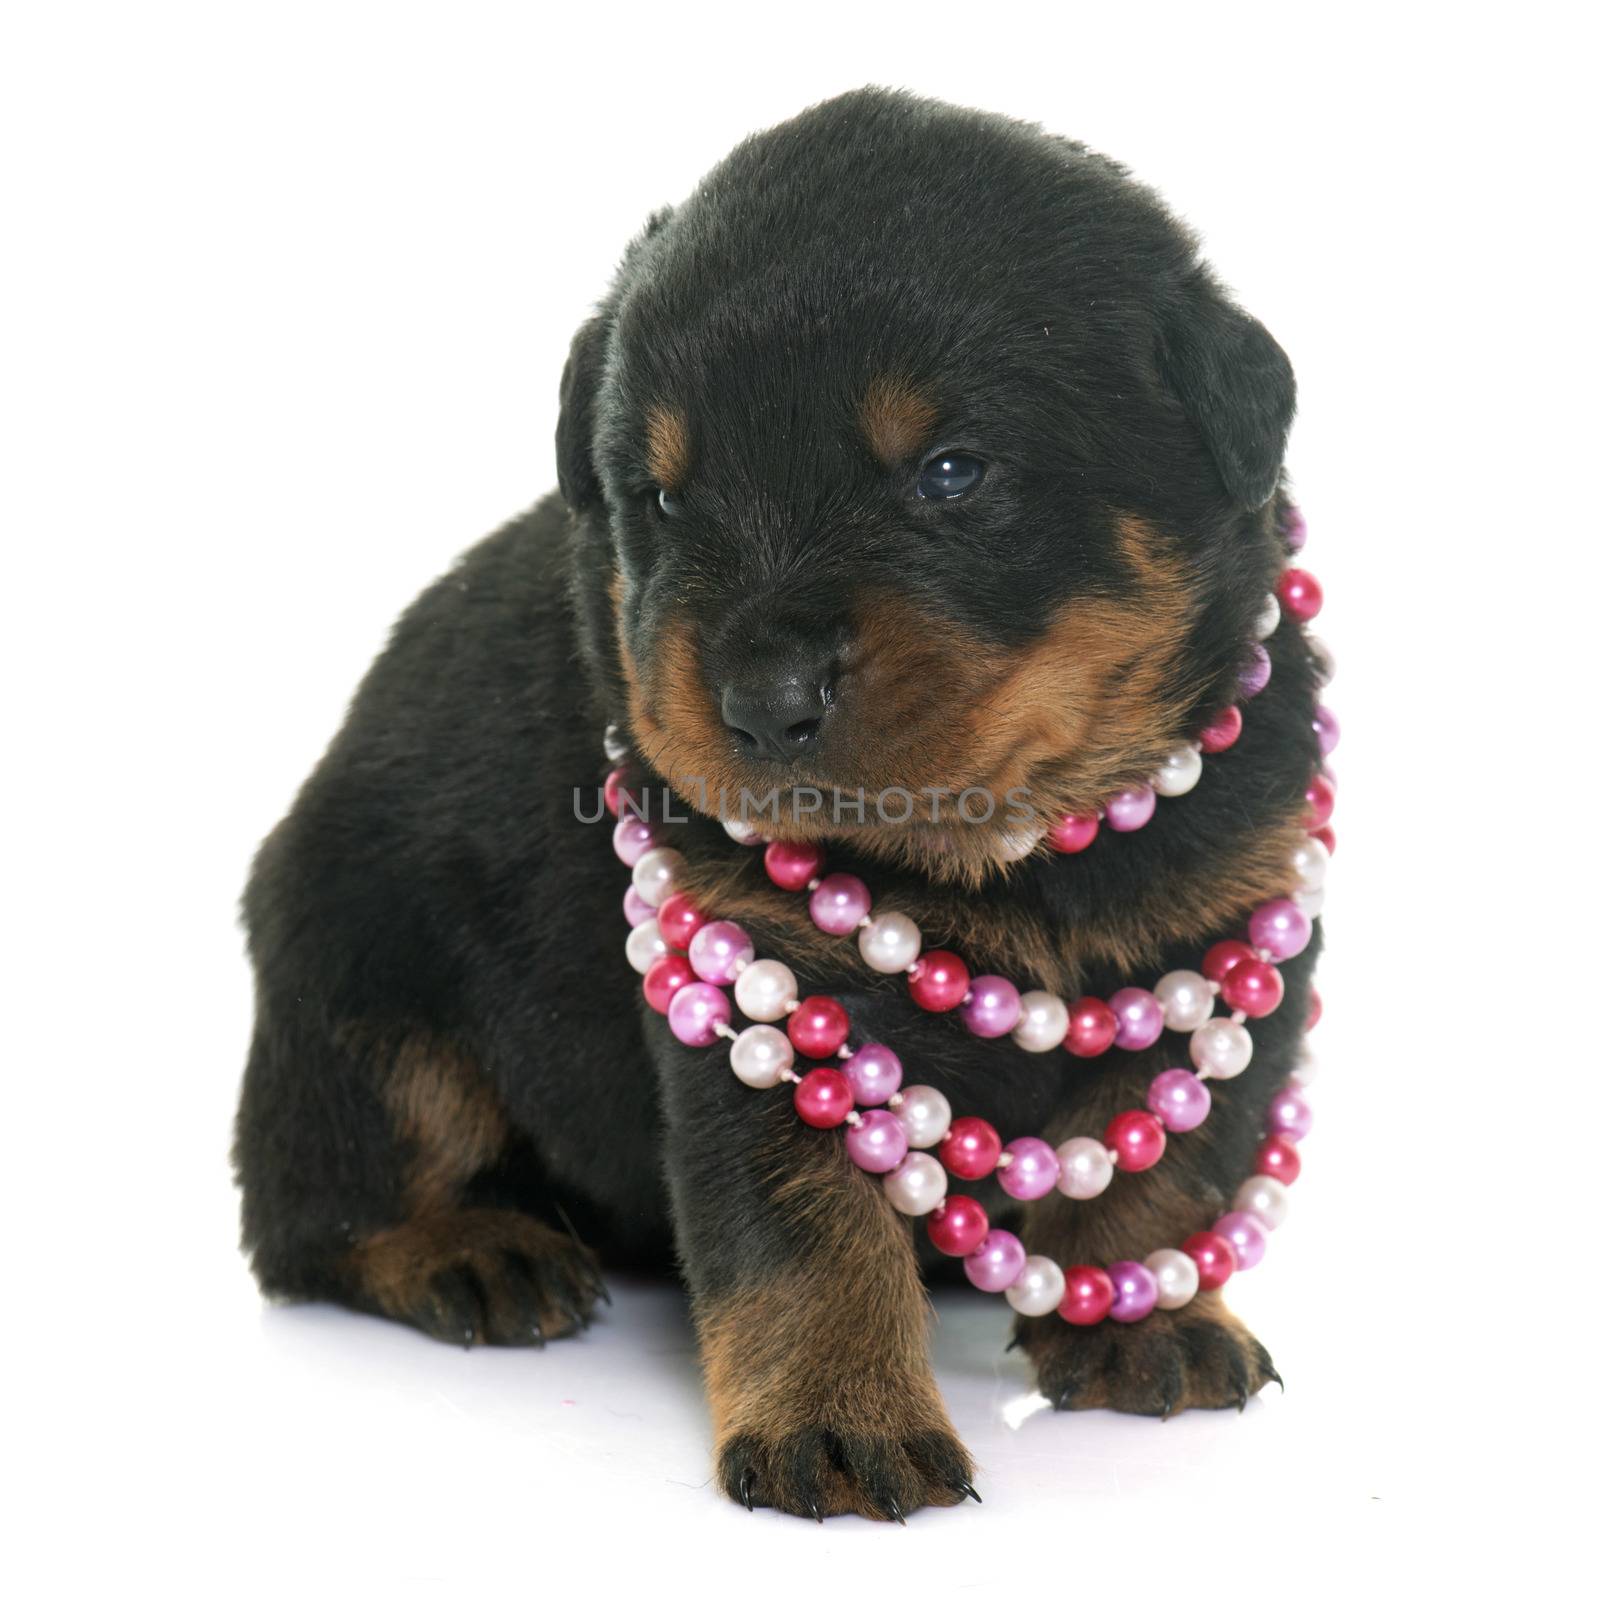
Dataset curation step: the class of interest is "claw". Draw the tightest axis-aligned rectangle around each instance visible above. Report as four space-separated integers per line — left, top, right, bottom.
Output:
959 1481 982 1505
810 1500 824 1524
883 1497 906 1526
1265 1364 1285 1393
738 1467 757 1511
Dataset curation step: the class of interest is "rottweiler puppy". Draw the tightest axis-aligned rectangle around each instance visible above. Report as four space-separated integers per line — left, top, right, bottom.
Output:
235 86 1320 1521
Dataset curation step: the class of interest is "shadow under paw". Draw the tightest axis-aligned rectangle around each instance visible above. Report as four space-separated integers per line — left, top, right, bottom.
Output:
1018 1296 1281 1418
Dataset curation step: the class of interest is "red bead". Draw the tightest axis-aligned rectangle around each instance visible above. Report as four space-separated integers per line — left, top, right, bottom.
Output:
787 995 850 1059
1304 772 1336 830
1202 939 1255 984
1220 956 1285 1018
1058 1265 1116 1325
1305 987 1323 1031
1255 1134 1303 1186
1311 824 1336 855
764 839 825 891
926 1196 989 1257
655 891 706 952
793 1067 854 1128
941 1117 1002 1180
1277 567 1324 623
642 955 694 1015
908 949 970 1012
1199 703 1243 753
1063 997 1117 1058
603 766 639 818
1182 1230 1238 1291
1104 1109 1166 1172
1047 813 1100 853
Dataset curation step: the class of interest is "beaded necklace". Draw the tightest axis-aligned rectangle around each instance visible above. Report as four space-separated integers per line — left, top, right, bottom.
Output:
600 506 1331 1326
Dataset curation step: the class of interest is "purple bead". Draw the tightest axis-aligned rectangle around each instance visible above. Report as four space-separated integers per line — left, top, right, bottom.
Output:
687 919 754 985
667 981 731 1047
1280 504 1307 551
997 1136 1061 1201
845 1109 909 1174
1105 785 1156 832
623 885 654 928
1312 702 1341 756
809 872 872 936
1107 1260 1160 1322
1267 1086 1314 1142
963 1229 1027 1293
1250 897 1312 962
1109 987 1164 1050
961 975 1022 1039
1216 1210 1270 1270
842 1043 902 1106
1238 642 1272 699
1146 1068 1211 1133
612 815 658 867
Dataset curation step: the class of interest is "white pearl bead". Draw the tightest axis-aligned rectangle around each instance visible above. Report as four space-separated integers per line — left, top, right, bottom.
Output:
858 912 922 974
1145 1247 1200 1310
1055 1136 1114 1199
1308 635 1335 683
631 846 684 908
995 824 1047 862
729 1024 793 1089
1295 885 1326 918
1004 1255 1066 1317
1151 744 1203 797
1290 836 1330 894
1290 1051 1318 1087
625 916 668 974
1012 990 1070 1053
1154 969 1214 1032
1254 593 1281 639
882 1152 947 1216
1233 1174 1290 1231
893 1084 952 1149
733 959 798 1023
722 814 761 844
602 723 628 761
1190 1016 1254 1079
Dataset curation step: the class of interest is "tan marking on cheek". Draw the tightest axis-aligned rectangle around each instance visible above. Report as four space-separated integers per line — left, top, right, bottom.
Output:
644 404 691 491
859 376 939 466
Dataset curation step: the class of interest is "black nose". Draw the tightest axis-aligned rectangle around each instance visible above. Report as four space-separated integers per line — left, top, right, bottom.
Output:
721 664 834 763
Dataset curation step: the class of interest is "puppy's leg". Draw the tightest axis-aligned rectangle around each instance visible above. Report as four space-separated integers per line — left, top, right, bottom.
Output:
660 1045 974 1520
1014 1054 1284 1417
235 1009 604 1347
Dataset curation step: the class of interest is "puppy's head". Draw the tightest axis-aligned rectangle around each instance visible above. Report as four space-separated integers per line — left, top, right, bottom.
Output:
559 88 1295 878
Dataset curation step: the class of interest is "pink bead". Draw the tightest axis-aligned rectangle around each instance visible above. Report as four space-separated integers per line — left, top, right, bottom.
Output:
963 1229 1027 1293
623 885 654 928
1146 1068 1211 1133
1199 703 1244 753
688 920 754 985
907 950 970 1013
603 767 640 819
1104 1109 1166 1172
1238 642 1272 698
794 1067 854 1129
809 872 871 935
1047 813 1100 853
841 1043 902 1106
1105 785 1156 831
845 1108 909 1172
656 891 707 951
1312 824 1336 855
1250 897 1312 961
1267 1086 1314 1142
1280 504 1307 551
1109 987 1163 1050
961 975 1022 1038
1305 987 1323 1030
1064 997 1118 1058
927 1196 989 1257
998 1137 1061 1201
1220 956 1284 1018
1107 1260 1159 1323
1203 939 1255 983
1278 567 1324 623
1256 1134 1302 1185
763 839 825 891
1312 703 1341 756
642 954 693 1015
667 981 731 1047
1058 1265 1116 1325
1305 772 1336 829
612 816 658 867
1215 1210 1269 1270
788 996 850 1059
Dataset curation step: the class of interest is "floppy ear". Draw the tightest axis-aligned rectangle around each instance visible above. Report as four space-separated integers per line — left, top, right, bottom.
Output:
1160 273 1296 510
555 310 611 515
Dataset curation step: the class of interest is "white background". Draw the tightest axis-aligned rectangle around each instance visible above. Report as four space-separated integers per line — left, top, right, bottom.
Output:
4 2 1592 1592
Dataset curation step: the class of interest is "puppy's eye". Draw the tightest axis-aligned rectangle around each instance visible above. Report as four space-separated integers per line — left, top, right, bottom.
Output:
917 452 986 501
655 488 684 518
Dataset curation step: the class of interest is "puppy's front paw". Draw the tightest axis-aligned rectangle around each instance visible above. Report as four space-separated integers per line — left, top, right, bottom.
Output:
1018 1295 1280 1418
718 1422 976 1522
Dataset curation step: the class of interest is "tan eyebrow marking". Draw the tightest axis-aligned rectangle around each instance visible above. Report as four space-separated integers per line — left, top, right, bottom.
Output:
645 404 691 491
859 376 939 466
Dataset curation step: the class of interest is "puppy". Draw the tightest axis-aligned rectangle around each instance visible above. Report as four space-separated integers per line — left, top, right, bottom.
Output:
235 86 1319 1520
